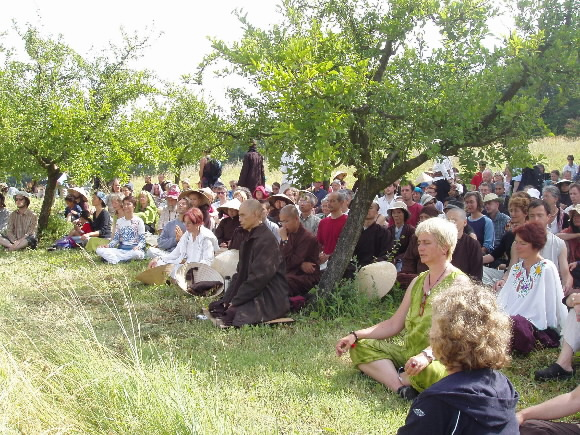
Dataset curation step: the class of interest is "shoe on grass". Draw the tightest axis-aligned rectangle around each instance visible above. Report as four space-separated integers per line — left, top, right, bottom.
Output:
397 385 419 401
534 363 574 381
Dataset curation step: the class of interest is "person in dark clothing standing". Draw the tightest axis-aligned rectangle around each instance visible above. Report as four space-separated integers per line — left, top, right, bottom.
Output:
398 283 519 435
238 139 266 193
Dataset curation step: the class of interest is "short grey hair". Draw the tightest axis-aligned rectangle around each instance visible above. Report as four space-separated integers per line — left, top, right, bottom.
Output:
542 185 560 200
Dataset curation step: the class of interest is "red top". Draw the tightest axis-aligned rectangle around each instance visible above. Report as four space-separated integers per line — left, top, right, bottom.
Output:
317 213 348 255
471 172 483 189
563 227 580 262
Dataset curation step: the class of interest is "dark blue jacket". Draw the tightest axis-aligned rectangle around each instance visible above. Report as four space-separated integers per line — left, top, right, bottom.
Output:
398 369 519 435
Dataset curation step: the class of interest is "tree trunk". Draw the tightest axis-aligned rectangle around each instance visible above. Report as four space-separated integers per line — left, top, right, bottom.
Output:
37 165 62 240
317 176 377 296
174 168 182 186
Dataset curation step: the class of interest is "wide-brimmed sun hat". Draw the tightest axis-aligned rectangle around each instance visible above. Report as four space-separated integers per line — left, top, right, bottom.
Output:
135 264 173 285
174 262 225 297
211 249 240 279
268 193 295 206
68 187 88 202
387 201 410 220
332 171 347 181
217 198 242 213
355 262 397 299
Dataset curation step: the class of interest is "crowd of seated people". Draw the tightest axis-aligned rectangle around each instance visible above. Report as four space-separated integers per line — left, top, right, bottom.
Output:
1 155 579 428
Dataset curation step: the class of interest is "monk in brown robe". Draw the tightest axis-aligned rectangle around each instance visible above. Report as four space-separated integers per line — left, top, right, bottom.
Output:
209 199 290 326
279 205 321 296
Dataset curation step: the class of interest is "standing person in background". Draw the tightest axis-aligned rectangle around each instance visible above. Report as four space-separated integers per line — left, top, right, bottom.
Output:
142 175 153 192
563 155 578 180
199 149 222 188
238 139 265 193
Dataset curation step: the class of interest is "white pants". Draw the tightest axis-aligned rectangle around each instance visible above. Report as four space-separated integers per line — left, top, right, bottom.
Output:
563 309 580 352
96 247 145 264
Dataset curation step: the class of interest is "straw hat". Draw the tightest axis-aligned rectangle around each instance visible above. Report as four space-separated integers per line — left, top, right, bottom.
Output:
268 193 295 206
178 188 212 206
178 189 194 201
68 187 88 202
355 262 397 299
556 179 572 185
174 262 225 297
217 198 242 213
211 249 239 279
135 264 173 285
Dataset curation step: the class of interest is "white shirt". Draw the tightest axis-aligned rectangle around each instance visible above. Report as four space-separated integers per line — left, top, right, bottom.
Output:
563 163 578 179
160 226 217 266
499 259 566 330
377 195 397 216
540 232 565 270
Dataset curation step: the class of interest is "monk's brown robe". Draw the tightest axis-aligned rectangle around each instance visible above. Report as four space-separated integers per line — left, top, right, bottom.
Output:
280 224 321 296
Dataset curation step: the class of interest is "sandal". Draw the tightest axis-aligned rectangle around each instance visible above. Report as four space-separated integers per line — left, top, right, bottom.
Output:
534 363 574 381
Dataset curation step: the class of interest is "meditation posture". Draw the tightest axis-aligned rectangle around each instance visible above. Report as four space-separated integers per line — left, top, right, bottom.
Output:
208 200 290 327
0 192 38 251
96 196 146 264
278 205 320 297
336 218 469 400
215 199 242 248
385 201 415 268
147 208 217 280
297 191 321 235
147 197 192 259
497 221 567 354
398 284 519 434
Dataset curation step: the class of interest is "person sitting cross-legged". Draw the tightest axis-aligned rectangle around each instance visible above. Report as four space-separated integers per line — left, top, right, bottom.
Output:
96 196 146 264
147 197 192 259
398 284 519 434
336 218 469 400
208 199 290 327
0 191 38 251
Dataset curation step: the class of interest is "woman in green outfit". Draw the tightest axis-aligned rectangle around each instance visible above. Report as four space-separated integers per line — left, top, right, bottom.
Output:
336 218 470 400
135 190 158 234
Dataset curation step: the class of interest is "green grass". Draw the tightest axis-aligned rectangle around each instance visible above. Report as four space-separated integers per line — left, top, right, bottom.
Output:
1 136 579 433
0 246 577 433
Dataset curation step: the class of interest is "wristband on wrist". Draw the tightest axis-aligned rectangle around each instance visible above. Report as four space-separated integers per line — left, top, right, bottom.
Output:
350 331 359 342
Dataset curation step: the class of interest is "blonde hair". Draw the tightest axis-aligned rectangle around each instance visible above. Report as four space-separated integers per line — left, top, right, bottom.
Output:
430 283 511 371
415 217 457 261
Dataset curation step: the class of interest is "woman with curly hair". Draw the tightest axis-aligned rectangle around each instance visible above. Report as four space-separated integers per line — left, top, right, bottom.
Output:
398 283 519 434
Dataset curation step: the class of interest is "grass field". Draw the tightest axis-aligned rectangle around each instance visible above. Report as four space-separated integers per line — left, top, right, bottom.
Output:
0 137 579 433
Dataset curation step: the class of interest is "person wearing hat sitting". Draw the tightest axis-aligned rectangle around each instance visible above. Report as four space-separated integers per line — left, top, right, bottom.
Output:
557 178 573 207
279 205 320 300
68 187 90 212
95 196 146 264
297 191 321 235
208 199 290 327
484 193 511 249
0 192 38 251
157 186 181 233
181 188 214 230
215 198 242 248
267 193 294 225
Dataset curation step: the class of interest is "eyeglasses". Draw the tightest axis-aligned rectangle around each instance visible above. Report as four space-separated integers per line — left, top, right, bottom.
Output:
217 191 226 195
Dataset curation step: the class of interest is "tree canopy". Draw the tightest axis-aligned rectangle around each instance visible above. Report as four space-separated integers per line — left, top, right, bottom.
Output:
0 27 158 234
201 0 579 293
